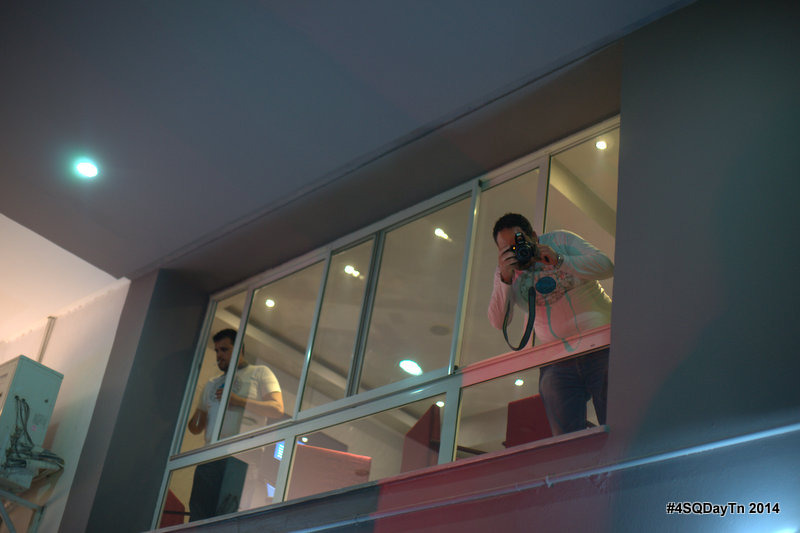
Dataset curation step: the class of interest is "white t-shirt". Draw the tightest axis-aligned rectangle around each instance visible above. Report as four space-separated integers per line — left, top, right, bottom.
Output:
201 363 281 442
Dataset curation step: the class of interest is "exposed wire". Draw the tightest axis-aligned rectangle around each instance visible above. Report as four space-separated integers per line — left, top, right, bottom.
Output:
2 397 64 477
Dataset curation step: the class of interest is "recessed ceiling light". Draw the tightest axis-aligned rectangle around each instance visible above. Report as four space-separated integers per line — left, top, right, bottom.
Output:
74 159 99 178
514 378 524 387
265 299 276 308
435 401 445 408
344 265 360 277
434 228 450 241
595 140 608 150
399 359 423 376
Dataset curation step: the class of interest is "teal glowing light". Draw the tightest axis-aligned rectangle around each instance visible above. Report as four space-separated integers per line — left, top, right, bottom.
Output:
399 359 423 376
75 160 99 178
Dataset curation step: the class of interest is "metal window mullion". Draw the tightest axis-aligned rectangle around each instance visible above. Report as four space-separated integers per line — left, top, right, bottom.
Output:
448 181 480 374
346 231 385 397
437 375 463 464
169 298 216 456
272 436 298 503
293 250 332 416
208 289 255 444
534 156 550 234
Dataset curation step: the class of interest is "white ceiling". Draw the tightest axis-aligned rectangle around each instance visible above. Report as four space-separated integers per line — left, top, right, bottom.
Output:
0 1 688 342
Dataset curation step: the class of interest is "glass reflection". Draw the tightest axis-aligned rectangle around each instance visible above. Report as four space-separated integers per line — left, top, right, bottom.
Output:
546 128 618 297
460 168 540 367
359 199 471 393
221 261 325 432
456 367 599 459
301 240 374 411
286 395 445 501
158 441 285 527
181 291 247 453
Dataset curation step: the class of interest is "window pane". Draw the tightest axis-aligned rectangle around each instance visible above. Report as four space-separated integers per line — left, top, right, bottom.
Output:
301 240 374 411
456 367 598 459
460 169 540 368
158 441 285 526
220 261 325 437
546 128 618 297
359 199 471 393
181 291 247 453
286 396 445 501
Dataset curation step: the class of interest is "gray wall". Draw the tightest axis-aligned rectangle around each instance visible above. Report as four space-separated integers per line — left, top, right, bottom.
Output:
59 270 208 533
610 0 800 457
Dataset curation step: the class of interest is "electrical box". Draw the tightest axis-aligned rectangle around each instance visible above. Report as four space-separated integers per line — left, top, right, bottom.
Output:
0 355 63 492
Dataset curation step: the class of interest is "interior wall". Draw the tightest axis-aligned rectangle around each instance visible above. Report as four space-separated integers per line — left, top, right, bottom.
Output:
0 280 130 533
609 0 800 460
59 270 208 533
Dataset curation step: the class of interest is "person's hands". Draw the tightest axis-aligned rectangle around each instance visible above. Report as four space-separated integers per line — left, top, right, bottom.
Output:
215 387 247 407
535 244 560 266
498 246 519 284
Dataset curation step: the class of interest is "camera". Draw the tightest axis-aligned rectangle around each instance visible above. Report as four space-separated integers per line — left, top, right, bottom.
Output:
510 232 537 264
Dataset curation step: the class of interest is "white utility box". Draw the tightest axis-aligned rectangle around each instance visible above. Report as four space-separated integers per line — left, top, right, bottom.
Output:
0 355 63 492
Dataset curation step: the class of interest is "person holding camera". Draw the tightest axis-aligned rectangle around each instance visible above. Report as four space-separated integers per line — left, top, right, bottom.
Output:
488 213 613 435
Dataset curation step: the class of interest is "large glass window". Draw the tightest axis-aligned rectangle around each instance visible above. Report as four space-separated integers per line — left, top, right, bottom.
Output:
226 261 325 430
455 365 600 460
358 198 471 393
159 120 620 530
546 128 618 297
287 395 445 501
301 240 374 410
181 291 247 453
459 168 541 367
158 440 285 526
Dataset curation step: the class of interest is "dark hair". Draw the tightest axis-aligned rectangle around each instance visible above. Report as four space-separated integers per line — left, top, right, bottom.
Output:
492 213 533 243
212 328 237 344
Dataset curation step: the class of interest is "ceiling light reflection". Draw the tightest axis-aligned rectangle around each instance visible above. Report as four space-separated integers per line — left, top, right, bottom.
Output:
595 140 608 150
344 265 361 277
436 401 445 408
399 359 423 376
514 378 524 386
434 228 451 241
265 299 276 308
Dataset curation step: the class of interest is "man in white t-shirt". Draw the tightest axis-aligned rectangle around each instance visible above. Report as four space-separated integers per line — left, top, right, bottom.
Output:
188 328 284 442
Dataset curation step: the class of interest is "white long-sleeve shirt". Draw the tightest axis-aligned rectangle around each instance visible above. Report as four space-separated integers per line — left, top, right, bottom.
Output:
488 230 613 349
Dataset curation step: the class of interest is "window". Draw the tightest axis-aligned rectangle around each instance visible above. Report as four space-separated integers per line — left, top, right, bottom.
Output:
180 291 247 454
359 198 471 393
231 260 325 425
300 239 374 410
158 440 286 525
459 167 541 367
157 119 619 528
288 395 445 501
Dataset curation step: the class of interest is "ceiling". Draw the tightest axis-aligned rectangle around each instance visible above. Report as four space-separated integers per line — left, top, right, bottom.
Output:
0 1 686 341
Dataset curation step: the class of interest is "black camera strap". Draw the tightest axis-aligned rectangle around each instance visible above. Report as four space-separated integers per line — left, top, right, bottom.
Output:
502 286 536 351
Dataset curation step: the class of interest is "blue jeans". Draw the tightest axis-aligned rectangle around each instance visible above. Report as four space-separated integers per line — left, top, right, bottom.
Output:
538 347 609 435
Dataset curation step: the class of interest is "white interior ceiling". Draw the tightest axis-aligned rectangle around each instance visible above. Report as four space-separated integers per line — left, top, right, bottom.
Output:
0 1 687 342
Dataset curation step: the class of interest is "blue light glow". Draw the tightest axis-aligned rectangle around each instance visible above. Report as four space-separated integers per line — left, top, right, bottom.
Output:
274 441 284 460
399 359 423 376
75 159 98 178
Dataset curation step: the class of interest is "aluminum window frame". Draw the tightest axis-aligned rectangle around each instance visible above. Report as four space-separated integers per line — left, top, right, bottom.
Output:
153 116 620 529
